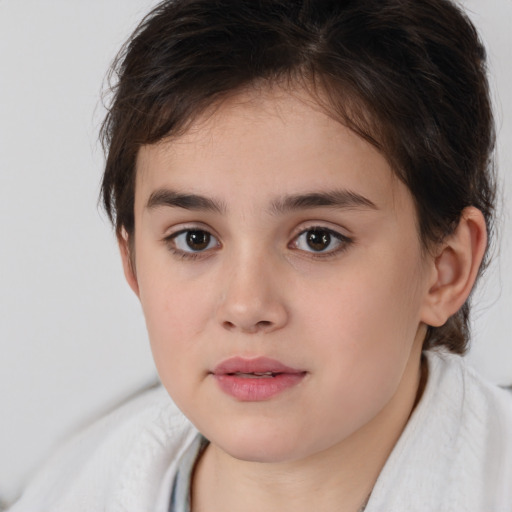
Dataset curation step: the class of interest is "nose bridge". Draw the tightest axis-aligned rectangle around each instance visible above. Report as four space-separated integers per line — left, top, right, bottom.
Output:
216 243 288 333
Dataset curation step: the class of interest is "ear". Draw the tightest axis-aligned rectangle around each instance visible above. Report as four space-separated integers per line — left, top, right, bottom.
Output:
421 207 487 327
118 228 140 298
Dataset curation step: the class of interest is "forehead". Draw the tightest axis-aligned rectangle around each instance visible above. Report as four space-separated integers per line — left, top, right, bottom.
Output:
134 87 411 216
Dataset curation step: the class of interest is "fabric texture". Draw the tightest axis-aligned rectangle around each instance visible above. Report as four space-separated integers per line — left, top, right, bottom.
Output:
169 435 208 512
365 350 512 511
8 350 512 512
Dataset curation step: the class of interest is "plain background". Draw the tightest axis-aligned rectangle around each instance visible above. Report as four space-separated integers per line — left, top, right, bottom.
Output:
0 0 510 506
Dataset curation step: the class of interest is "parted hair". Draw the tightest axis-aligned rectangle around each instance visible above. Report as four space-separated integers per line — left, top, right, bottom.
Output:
101 0 496 354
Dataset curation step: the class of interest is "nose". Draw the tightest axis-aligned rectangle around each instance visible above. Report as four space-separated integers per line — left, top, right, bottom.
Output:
216 253 289 334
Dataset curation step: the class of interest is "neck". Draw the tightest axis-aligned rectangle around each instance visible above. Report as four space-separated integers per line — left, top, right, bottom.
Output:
192 348 427 512
193 440 373 512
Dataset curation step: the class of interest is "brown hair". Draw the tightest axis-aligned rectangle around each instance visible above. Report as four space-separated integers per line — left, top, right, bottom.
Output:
101 0 496 354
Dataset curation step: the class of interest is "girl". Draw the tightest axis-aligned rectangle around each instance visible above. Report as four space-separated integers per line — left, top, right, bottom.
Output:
9 0 512 510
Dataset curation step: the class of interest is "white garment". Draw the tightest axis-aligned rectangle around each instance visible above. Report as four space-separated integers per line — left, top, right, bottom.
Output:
365 350 512 511
8 386 198 512
8 350 512 512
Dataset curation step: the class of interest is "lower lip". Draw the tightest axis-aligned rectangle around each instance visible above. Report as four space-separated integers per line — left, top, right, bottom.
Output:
213 373 306 401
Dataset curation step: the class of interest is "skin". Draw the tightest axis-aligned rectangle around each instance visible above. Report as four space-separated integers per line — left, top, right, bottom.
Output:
120 87 487 512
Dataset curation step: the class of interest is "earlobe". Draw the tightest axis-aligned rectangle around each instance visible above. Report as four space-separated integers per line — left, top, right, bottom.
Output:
118 229 140 298
421 207 487 327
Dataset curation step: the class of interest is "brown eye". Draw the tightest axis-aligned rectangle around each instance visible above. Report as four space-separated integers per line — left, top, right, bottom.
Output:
171 229 219 253
306 229 332 251
293 227 351 255
186 230 211 251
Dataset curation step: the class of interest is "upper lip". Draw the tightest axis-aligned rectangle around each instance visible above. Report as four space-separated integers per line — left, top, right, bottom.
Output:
212 357 305 375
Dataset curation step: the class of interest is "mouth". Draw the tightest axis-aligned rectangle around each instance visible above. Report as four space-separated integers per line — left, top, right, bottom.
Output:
211 357 307 401
229 371 279 378
212 356 304 375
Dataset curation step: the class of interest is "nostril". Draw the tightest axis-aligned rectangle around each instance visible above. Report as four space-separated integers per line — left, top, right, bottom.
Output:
221 319 273 333
222 321 236 331
256 320 272 329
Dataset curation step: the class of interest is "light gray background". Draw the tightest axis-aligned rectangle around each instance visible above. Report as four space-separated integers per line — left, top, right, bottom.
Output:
0 0 510 506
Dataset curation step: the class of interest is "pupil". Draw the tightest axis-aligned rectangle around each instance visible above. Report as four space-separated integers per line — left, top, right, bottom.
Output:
186 230 210 251
307 230 330 251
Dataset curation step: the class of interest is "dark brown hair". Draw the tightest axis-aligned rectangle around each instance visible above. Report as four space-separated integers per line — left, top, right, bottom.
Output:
101 0 496 354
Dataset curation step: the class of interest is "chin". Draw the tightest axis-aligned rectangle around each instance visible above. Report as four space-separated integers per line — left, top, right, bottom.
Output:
207 422 316 464
224 441 300 464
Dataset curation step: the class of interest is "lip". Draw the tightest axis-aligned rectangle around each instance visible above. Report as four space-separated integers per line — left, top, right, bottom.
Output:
211 357 307 401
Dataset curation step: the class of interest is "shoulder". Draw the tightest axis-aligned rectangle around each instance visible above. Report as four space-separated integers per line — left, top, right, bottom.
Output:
426 350 512 470
427 350 512 507
8 384 197 512
426 349 512 428
368 350 512 511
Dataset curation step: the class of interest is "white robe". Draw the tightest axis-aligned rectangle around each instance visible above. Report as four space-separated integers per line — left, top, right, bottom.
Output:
8 350 512 512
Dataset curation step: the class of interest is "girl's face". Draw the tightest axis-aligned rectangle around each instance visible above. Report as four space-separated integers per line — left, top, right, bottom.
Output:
126 88 436 463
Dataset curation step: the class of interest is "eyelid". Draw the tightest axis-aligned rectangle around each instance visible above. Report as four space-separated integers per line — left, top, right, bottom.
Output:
162 224 221 259
289 224 353 257
173 230 219 251
290 220 352 241
161 221 353 260
163 222 220 241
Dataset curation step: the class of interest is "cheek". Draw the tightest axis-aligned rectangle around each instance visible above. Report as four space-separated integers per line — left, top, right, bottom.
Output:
136 263 215 380
140 285 212 413
300 263 421 347
296 253 425 391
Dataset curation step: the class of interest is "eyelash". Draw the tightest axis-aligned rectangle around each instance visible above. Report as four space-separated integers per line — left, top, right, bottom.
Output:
164 228 221 260
290 226 353 259
163 226 353 261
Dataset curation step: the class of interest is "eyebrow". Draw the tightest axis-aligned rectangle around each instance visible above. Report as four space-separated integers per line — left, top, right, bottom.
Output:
145 188 377 215
269 190 378 214
146 189 226 214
